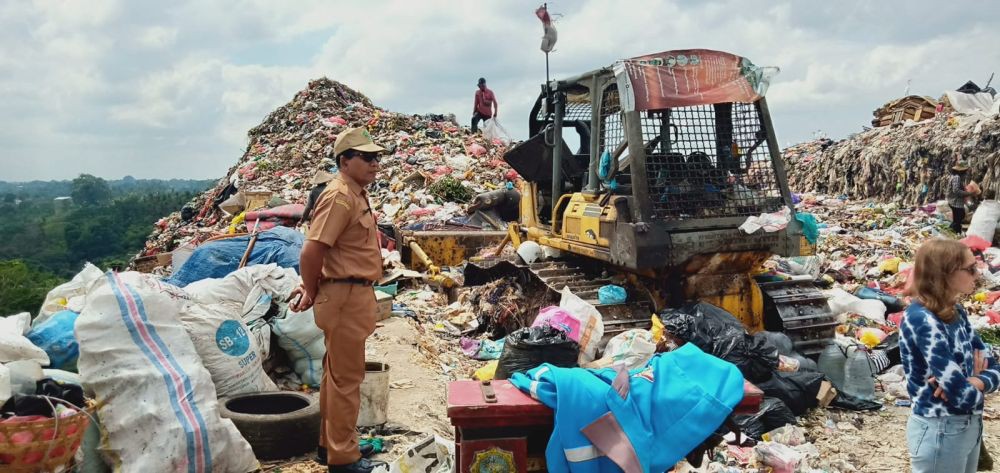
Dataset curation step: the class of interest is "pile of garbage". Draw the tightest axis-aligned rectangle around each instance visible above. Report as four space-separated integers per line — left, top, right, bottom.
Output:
137 78 516 265
784 109 1000 206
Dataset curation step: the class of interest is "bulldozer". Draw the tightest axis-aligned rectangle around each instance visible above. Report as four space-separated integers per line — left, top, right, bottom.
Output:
500 49 836 354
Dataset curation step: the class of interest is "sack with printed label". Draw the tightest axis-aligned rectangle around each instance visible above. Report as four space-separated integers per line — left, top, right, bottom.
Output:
180 301 277 397
77 271 257 472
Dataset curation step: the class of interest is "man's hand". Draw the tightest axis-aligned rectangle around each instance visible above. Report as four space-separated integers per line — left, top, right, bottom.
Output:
928 376 949 401
287 285 315 312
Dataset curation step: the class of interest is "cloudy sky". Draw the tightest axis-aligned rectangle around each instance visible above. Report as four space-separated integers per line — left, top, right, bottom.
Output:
2 1 999 181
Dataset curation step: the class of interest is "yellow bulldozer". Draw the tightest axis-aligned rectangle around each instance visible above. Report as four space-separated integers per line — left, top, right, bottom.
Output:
498 49 835 354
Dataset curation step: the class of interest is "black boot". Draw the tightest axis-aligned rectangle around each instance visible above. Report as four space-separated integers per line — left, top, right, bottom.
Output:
328 458 386 473
316 445 375 464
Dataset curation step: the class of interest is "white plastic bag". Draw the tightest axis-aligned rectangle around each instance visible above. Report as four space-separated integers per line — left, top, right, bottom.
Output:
558 286 605 363
179 301 278 397
482 118 512 145
584 329 656 370
77 271 257 473
968 200 1000 243
825 288 887 324
0 363 9 406
271 307 326 387
35 263 103 326
0 312 50 365
445 154 472 172
754 442 802 473
739 208 791 234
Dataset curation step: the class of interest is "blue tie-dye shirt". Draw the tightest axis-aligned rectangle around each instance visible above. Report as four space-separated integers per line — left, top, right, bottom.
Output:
900 302 1000 416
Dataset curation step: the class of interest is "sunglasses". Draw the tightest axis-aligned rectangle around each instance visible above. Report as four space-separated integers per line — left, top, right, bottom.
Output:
349 151 380 163
958 263 979 276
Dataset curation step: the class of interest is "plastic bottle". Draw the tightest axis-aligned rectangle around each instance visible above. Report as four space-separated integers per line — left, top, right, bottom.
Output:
817 342 847 389
843 346 876 401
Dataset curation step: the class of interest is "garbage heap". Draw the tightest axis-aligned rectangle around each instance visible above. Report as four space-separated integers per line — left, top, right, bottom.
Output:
137 78 515 262
783 113 1000 205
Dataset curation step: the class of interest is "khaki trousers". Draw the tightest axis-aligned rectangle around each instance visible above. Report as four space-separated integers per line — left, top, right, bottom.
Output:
312 282 376 465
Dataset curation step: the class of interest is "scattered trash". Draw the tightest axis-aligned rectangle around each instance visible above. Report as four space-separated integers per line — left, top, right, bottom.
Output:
762 424 807 447
753 441 803 473
739 207 791 234
597 284 627 304
136 78 515 269
473 360 498 381
372 435 453 473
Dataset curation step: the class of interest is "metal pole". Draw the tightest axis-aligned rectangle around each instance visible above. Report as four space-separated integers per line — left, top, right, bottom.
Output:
551 92 565 221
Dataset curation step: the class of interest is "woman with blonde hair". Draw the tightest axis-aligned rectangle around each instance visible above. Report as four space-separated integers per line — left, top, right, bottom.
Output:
900 238 1000 472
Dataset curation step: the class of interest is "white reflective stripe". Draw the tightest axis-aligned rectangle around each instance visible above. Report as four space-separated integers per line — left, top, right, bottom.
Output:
564 445 600 462
529 366 550 400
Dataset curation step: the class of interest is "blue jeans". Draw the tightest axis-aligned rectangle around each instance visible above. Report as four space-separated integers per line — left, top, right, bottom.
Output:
907 413 982 473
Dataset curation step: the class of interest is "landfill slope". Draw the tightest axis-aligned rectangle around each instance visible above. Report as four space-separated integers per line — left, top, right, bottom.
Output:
138 78 513 260
784 115 1000 205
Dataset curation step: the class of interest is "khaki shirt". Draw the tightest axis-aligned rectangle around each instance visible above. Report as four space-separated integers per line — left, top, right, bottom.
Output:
306 174 382 282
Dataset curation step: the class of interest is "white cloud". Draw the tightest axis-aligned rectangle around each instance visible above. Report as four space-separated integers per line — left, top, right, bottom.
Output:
1 0 1000 180
138 26 178 49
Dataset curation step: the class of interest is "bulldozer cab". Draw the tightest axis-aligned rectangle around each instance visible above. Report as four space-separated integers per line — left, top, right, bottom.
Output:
505 49 808 270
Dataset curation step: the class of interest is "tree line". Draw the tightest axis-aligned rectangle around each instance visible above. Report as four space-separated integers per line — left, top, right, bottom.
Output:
0 174 210 316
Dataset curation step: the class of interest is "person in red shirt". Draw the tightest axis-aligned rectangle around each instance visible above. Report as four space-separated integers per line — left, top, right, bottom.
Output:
472 77 498 133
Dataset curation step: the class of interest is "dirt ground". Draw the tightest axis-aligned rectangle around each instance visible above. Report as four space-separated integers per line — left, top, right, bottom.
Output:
799 398 1000 473
261 317 452 473
264 317 1000 473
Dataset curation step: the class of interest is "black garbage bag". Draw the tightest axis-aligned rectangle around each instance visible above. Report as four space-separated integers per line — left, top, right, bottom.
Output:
829 390 882 411
660 302 779 382
36 378 85 407
758 331 794 356
732 397 797 440
876 331 901 368
756 371 824 416
494 325 579 380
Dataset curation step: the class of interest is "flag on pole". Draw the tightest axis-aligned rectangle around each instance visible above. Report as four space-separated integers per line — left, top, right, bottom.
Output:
536 4 557 53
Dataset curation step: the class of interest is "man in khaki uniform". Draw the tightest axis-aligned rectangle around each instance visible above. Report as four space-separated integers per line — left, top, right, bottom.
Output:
289 127 385 473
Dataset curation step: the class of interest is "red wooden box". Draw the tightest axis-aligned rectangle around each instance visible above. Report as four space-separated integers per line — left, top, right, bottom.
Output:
448 380 551 472
447 379 762 473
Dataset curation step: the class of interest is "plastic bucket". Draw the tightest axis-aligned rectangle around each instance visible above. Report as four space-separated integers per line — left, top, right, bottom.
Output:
357 361 390 427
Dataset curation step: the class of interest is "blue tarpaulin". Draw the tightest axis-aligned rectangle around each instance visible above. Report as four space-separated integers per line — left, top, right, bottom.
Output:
166 226 304 287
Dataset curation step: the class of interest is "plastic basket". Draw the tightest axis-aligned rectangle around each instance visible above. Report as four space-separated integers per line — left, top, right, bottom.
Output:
0 406 92 472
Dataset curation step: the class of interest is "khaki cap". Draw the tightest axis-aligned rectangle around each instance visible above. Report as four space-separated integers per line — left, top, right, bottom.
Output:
953 160 970 172
334 127 385 157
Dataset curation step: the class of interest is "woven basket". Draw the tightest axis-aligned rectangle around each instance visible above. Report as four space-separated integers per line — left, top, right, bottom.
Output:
0 408 91 472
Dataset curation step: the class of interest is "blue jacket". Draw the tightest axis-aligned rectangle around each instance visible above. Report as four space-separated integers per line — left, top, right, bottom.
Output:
900 302 1000 416
510 343 744 473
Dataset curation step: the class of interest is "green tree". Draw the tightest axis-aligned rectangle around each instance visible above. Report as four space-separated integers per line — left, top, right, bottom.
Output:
0 260 63 317
71 174 111 206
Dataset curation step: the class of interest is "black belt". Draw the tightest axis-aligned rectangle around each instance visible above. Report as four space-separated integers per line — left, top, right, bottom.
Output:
322 277 374 286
